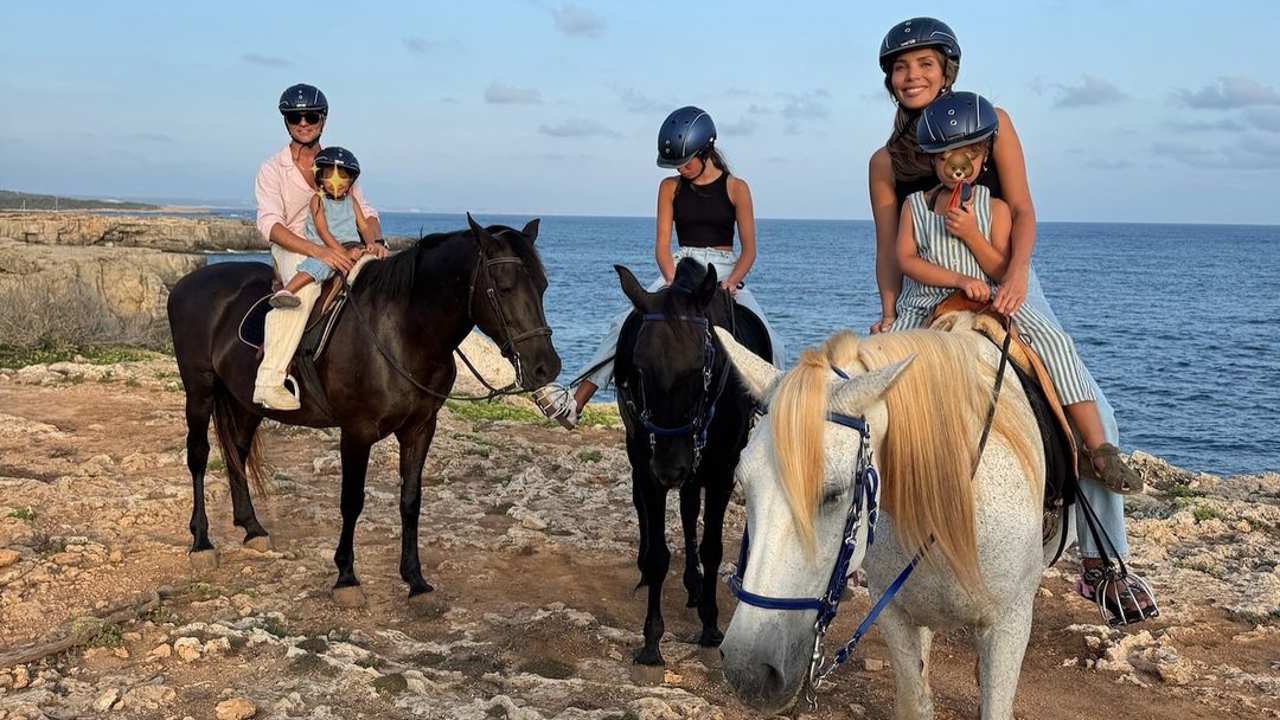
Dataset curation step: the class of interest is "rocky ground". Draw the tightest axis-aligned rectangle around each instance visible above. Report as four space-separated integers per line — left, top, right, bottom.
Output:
0 352 1277 720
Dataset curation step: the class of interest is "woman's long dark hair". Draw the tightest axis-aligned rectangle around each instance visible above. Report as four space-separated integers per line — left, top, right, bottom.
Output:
883 50 959 182
702 146 731 176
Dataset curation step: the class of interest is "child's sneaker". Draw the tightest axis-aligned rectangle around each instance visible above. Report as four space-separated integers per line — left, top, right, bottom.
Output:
270 290 302 309
532 384 578 430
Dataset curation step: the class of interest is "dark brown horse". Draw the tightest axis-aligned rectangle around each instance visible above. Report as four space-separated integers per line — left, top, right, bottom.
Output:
167 215 559 605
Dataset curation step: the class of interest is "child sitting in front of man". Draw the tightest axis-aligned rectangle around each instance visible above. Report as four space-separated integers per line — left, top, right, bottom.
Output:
270 146 375 308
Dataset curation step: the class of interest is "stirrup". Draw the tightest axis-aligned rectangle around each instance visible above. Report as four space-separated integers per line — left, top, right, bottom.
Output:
1077 566 1160 626
531 384 577 429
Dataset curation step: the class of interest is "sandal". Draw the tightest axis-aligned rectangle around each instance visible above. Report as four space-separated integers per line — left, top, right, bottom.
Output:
1080 442 1143 494
1076 565 1160 626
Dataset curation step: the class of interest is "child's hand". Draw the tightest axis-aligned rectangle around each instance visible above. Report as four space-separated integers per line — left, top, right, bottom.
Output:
945 206 981 243
346 246 364 261
364 243 389 259
958 278 990 302
318 247 355 275
870 315 896 334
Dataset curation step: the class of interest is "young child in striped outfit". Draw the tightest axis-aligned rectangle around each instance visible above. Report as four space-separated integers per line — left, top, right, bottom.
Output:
892 91 1141 495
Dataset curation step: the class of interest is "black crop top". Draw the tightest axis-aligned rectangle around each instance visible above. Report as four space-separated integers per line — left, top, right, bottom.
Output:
673 173 735 248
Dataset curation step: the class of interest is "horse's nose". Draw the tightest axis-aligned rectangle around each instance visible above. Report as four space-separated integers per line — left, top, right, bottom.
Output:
651 463 688 490
721 657 791 710
520 356 561 390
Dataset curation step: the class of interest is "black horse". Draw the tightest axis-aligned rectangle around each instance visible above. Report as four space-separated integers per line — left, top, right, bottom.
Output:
613 258 773 665
167 215 559 606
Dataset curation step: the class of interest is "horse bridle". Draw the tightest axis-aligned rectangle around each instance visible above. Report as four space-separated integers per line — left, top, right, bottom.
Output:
620 314 732 471
346 234 551 400
465 235 553 387
727 377 897 702
728 343 1018 707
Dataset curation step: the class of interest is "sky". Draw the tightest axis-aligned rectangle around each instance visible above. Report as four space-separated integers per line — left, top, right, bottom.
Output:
1 1 1276 224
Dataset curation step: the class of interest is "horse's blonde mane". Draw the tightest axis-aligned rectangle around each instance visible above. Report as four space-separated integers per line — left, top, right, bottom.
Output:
770 329 1039 594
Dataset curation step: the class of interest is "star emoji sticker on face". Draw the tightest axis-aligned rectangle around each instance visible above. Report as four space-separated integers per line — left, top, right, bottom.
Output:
319 165 351 198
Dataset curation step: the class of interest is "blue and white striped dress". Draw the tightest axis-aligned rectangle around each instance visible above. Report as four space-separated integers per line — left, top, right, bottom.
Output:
891 186 1095 405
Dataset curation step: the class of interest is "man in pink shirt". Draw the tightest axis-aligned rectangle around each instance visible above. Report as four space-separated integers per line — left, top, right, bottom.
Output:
252 83 387 410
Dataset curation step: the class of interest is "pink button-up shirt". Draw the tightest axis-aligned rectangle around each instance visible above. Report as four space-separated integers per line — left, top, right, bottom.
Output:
254 145 379 242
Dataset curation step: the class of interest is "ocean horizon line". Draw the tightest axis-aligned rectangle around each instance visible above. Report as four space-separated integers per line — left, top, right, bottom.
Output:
191 206 1280 230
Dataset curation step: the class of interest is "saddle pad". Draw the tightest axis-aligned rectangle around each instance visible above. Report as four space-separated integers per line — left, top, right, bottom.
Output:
236 283 348 361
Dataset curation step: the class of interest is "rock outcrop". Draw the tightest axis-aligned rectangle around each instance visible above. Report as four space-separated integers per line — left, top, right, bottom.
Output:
0 212 265 252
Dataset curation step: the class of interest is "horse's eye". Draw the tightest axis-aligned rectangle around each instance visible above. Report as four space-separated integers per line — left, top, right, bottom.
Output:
821 485 846 506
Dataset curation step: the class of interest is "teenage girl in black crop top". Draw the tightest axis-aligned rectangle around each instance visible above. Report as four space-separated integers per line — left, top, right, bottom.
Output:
533 106 779 428
655 138 756 291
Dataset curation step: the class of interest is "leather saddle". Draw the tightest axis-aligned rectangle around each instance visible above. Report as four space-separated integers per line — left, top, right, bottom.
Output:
238 248 359 359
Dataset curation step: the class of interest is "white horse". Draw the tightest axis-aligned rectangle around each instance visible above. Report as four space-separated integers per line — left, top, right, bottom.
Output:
716 326 1057 719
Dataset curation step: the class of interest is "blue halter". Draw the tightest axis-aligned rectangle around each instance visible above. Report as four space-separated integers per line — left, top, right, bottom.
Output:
727 366 924 700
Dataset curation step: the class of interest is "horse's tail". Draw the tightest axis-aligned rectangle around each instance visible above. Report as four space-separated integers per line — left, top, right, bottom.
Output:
212 382 267 497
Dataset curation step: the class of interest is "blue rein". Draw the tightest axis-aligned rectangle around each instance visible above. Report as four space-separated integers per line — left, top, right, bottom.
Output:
727 366 923 698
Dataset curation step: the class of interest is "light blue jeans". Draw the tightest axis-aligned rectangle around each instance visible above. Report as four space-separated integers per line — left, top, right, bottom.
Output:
296 256 335 283
1024 268 1128 559
579 247 785 389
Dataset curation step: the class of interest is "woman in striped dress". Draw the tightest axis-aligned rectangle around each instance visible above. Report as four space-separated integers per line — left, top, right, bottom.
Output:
894 92 1143 500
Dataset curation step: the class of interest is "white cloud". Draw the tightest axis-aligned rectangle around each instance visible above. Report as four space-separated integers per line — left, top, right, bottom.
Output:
484 83 543 105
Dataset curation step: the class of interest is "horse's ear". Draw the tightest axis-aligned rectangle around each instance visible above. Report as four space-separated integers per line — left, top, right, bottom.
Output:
521 218 540 243
694 263 719 308
467 212 499 251
829 355 914 417
714 327 780 402
615 265 656 312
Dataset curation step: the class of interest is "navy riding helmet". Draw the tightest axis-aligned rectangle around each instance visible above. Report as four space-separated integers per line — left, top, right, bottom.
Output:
916 91 997 153
879 17 961 72
313 146 360 182
278 83 329 115
657 106 717 168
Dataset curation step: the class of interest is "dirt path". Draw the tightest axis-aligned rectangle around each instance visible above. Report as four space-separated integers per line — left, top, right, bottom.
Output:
0 359 1276 719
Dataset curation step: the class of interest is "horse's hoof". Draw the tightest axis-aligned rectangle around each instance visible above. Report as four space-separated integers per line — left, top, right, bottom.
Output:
633 646 665 666
698 627 724 647
189 549 219 574
407 589 446 618
332 585 367 608
243 535 273 553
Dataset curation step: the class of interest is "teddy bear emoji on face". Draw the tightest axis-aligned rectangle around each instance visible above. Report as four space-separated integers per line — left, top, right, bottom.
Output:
941 147 981 182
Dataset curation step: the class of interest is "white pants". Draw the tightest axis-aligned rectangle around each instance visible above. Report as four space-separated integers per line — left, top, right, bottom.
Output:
579 247 784 389
254 246 373 391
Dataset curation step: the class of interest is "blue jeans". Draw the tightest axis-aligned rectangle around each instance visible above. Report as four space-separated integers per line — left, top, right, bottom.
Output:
579 247 785 389
1025 268 1128 559
295 256 334 284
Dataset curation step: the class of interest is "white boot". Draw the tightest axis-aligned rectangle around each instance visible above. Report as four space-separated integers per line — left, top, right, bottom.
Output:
254 283 321 411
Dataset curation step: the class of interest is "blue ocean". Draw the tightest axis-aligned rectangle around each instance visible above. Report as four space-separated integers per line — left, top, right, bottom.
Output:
207 211 1279 477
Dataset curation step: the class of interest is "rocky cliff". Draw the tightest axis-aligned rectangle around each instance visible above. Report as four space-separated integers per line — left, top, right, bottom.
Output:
0 212 265 252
